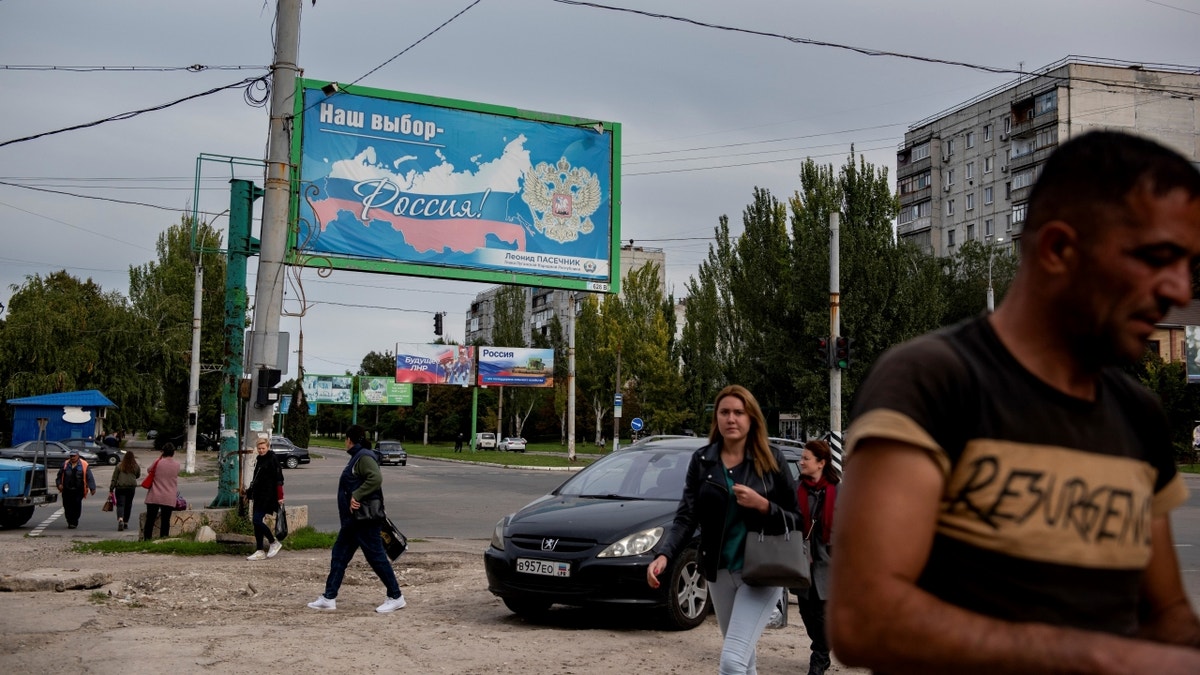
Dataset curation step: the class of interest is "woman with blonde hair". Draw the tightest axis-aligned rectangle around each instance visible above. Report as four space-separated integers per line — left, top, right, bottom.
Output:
647 385 801 674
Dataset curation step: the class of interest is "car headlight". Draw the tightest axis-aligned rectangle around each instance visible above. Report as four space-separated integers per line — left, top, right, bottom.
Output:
490 516 510 549
597 527 663 558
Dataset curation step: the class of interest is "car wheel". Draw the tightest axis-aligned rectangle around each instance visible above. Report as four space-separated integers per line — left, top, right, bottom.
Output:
660 547 710 630
0 506 35 529
285 456 299 469
400 460 406 466
106 454 119 466
502 596 552 619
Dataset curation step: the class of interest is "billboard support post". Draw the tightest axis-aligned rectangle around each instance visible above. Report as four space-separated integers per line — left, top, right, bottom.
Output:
568 292 576 462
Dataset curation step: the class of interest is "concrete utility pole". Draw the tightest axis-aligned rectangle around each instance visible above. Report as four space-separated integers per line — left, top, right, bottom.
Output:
829 212 842 436
244 0 301 448
567 292 576 462
611 349 621 454
186 263 203 474
986 235 1005 312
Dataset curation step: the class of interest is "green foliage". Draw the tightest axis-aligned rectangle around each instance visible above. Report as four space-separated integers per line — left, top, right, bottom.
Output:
1127 351 1200 462
70 525 336 555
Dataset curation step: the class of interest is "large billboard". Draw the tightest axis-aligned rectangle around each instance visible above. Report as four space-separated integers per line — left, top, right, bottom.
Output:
395 344 475 386
302 374 354 404
477 347 555 388
290 79 622 294
358 377 413 406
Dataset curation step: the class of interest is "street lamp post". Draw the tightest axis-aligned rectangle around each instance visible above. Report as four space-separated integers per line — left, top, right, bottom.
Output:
986 236 1005 312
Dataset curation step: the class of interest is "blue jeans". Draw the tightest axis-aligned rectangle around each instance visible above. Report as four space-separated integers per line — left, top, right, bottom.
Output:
321 520 401 601
709 569 780 675
252 507 277 551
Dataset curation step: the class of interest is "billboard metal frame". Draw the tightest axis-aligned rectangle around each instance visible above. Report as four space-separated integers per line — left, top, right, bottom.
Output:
288 78 622 294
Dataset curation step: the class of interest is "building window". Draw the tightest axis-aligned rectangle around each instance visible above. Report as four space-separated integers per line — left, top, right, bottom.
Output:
984 124 993 141
984 186 994 205
1146 340 1161 357
965 162 974 180
984 156 994 173
1035 90 1058 116
911 142 930 161
947 228 957 248
1012 203 1027 225
945 169 955 188
946 199 955 216
966 131 976 149
985 218 994 237
1012 169 1036 190
944 138 955 157
1036 126 1058 150
898 170 932 195
1006 214 1013 232
1003 116 1012 134
967 222 976 241
899 199 932 224
1006 181 1012 199
966 193 975 211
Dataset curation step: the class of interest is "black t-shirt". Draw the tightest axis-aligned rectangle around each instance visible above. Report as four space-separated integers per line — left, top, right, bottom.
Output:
847 316 1186 636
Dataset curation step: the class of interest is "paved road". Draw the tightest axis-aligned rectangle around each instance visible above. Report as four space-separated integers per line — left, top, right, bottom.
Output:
9 447 571 541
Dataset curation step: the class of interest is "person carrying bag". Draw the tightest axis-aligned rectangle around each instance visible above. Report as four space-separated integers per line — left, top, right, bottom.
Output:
791 439 840 675
246 436 285 561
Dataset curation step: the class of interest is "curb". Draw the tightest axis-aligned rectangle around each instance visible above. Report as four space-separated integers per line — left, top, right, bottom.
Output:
414 455 584 472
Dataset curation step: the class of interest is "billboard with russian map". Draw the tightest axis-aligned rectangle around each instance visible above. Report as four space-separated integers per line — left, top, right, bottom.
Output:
477 346 554 388
290 79 621 294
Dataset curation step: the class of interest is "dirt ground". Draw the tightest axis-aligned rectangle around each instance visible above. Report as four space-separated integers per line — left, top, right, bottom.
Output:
0 534 867 674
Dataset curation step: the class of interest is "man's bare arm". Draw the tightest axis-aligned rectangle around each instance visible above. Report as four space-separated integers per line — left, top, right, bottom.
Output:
827 438 1200 674
1138 515 1200 647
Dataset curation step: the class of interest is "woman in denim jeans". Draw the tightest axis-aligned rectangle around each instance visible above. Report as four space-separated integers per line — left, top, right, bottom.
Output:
647 385 801 674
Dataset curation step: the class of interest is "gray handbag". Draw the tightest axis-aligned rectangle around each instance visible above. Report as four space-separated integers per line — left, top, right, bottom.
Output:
741 510 813 589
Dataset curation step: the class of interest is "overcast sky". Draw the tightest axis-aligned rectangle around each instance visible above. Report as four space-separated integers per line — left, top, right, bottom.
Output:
2 0 1198 379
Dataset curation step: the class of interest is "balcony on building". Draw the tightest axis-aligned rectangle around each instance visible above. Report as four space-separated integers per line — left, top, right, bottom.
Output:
897 216 931 237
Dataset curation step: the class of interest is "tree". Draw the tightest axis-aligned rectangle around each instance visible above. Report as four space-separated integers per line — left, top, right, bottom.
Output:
0 270 150 434
127 217 228 437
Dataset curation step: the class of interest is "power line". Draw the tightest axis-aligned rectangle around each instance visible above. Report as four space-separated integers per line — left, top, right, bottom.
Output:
0 75 269 149
626 143 896 176
0 180 224 216
625 123 905 157
0 199 155 251
0 64 269 73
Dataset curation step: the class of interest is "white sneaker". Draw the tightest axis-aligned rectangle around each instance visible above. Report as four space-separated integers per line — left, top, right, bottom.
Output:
307 595 336 611
376 595 407 613
267 541 282 558
246 550 267 561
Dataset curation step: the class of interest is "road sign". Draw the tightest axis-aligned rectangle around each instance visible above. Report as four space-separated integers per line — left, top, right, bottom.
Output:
614 393 623 406
630 417 644 432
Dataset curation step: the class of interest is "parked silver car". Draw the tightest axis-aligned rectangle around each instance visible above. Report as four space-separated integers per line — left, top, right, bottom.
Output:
0 440 99 468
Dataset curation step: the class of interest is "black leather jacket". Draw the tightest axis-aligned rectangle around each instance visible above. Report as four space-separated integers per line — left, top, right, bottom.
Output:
658 441 801 581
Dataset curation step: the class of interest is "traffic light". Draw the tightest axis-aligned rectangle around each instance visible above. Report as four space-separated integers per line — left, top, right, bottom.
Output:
834 336 853 370
816 337 831 368
433 312 443 336
255 367 282 408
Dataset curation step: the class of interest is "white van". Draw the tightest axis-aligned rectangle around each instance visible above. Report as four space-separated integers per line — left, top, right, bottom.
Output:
476 432 497 450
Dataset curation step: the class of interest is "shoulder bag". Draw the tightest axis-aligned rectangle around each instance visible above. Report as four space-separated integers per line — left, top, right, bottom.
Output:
742 506 813 590
380 514 408 561
744 509 811 588
140 458 160 489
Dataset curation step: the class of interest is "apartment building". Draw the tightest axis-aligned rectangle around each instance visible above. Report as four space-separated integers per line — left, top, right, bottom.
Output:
464 244 666 346
896 57 1200 257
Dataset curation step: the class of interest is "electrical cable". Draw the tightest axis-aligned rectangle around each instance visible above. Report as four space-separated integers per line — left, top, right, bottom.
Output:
0 75 270 149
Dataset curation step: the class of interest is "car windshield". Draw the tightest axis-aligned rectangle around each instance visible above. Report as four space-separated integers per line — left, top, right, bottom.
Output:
557 450 689 501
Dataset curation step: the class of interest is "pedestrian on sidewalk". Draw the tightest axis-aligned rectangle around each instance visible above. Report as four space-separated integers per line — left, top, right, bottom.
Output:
308 424 406 613
246 436 284 561
108 450 140 531
56 449 96 529
142 444 180 540
792 439 839 675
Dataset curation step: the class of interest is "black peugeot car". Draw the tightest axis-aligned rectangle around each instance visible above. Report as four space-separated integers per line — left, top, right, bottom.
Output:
484 435 801 630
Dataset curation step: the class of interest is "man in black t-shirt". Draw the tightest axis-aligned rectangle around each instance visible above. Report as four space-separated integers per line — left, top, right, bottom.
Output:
829 131 1200 673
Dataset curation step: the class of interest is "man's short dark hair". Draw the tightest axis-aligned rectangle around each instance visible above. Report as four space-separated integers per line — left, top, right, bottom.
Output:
346 424 366 445
1024 130 1200 251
